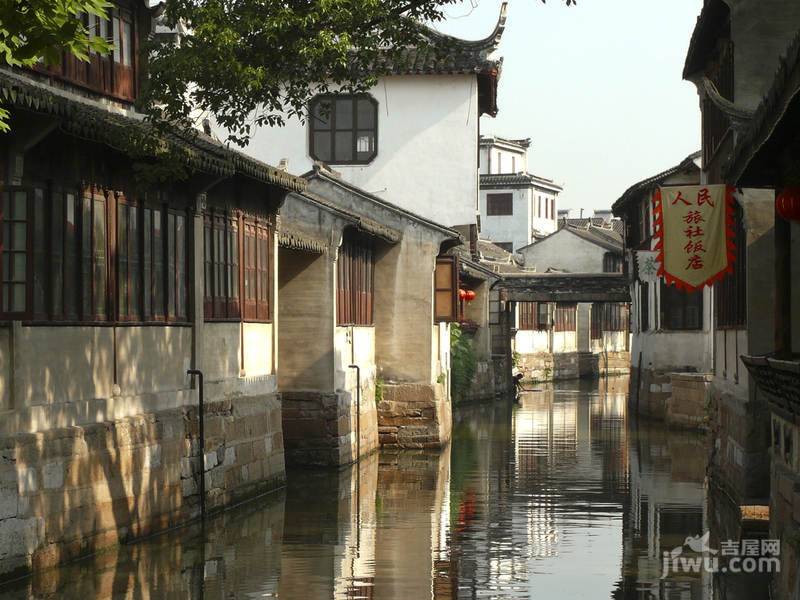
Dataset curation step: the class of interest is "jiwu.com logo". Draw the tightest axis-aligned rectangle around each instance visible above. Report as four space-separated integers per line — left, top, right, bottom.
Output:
661 532 780 578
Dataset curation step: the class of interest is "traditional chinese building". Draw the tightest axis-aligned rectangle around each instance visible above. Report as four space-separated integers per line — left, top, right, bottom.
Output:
508 223 630 381
681 0 800 519
612 152 713 427
478 135 563 252
277 164 462 462
0 1 305 579
725 29 800 600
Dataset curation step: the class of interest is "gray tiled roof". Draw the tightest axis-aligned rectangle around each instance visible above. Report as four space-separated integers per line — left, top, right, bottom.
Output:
480 172 562 191
0 68 307 192
612 151 701 215
378 5 506 77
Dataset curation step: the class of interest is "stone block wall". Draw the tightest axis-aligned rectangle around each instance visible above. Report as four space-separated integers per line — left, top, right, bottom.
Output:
0 395 284 582
282 390 379 467
666 373 711 430
517 352 597 382
595 351 631 377
631 369 672 420
707 383 770 504
378 382 450 448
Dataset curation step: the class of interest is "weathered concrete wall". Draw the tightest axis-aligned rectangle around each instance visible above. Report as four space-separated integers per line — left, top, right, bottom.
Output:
373 236 437 384
0 394 284 581
277 247 334 392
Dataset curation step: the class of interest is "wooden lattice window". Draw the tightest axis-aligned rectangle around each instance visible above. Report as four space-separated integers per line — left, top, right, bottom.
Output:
660 281 703 331
518 301 550 331
554 303 577 332
434 255 459 323
715 200 746 329
487 193 513 216
310 95 378 164
337 231 375 326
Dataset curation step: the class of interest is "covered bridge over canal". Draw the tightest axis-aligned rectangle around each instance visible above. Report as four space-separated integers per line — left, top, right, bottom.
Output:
491 273 632 384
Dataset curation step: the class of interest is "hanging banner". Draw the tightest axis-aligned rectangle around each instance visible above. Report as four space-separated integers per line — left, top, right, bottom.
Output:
636 250 660 283
654 184 736 291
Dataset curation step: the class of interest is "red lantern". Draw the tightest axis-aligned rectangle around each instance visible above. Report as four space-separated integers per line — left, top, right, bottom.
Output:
464 290 477 302
458 289 467 300
776 188 800 222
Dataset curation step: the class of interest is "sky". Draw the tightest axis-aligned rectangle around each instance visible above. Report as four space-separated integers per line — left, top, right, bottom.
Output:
434 0 703 214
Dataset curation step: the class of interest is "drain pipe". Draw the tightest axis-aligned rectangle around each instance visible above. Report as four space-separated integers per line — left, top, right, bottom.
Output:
348 364 361 461
187 369 206 519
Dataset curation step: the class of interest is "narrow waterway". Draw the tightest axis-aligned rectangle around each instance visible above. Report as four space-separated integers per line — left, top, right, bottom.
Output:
1 377 768 599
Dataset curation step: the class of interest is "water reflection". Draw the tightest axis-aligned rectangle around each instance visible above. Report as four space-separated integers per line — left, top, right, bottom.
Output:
0 377 769 599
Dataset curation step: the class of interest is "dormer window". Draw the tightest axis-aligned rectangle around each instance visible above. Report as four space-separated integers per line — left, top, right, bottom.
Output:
309 95 378 165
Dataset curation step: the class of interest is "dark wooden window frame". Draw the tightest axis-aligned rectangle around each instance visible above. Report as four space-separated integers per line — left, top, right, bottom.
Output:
715 200 746 329
486 193 513 216
639 281 650 332
204 209 273 324
518 301 550 331
603 252 623 273
309 94 378 165
660 280 703 331
434 255 459 323
554 302 577 333
33 2 138 102
1 183 190 326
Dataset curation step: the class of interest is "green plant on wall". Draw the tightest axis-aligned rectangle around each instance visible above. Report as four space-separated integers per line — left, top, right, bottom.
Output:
512 351 521 369
375 376 384 404
451 323 477 404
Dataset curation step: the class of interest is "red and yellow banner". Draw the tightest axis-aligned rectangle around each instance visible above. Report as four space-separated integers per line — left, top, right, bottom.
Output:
654 185 736 291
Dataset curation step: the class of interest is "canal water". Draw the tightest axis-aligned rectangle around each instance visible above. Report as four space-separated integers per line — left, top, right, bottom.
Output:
1 377 769 599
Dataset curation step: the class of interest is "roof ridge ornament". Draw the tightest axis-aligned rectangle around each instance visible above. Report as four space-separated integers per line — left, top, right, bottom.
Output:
700 76 755 128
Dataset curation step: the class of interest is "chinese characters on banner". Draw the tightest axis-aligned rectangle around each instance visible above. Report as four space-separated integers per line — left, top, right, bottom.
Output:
654 185 736 291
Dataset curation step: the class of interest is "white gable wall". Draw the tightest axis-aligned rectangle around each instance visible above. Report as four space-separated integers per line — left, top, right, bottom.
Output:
243 75 480 228
479 187 530 250
518 229 610 273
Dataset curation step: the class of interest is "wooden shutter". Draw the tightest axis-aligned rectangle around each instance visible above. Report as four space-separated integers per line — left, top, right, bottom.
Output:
434 256 458 323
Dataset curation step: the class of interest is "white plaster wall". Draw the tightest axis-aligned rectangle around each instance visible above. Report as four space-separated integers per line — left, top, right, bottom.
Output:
13 326 115 407
433 322 451 387
553 331 577 353
244 75 480 227
116 326 192 395
479 187 530 250
514 330 550 354
242 322 274 377
591 331 628 353
518 228 606 272
203 322 242 382
479 146 527 174
334 326 376 393
530 191 558 235
629 279 712 373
